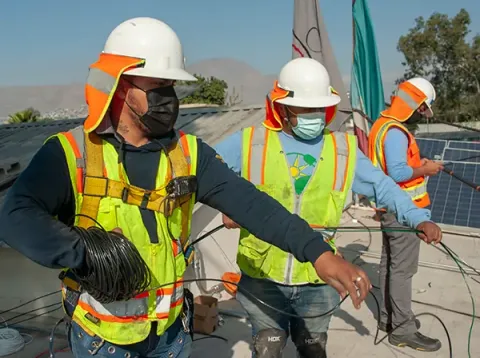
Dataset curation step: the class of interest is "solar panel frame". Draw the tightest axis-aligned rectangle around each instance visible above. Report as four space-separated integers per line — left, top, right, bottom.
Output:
448 140 480 151
443 148 480 164
416 138 447 160
426 162 480 228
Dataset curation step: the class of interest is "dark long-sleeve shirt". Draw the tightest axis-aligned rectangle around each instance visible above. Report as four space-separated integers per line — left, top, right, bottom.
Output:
0 131 332 270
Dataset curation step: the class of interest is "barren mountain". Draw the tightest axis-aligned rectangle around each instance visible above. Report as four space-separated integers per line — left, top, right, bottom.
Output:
187 58 276 105
0 58 275 120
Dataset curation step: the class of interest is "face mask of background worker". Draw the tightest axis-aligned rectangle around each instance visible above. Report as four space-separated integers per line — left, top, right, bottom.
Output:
290 111 326 140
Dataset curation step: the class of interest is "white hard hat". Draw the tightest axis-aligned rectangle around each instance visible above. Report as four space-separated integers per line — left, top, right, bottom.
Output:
275 58 341 108
103 17 197 82
406 77 436 117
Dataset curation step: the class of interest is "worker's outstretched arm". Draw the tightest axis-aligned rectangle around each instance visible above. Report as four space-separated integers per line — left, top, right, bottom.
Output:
353 147 431 228
0 138 85 269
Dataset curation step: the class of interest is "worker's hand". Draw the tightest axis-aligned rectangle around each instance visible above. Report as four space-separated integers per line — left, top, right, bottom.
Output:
222 214 241 229
421 159 444 176
313 252 371 309
416 221 442 245
112 227 123 234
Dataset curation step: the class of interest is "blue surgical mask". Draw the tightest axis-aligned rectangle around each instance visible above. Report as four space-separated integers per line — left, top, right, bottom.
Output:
291 112 326 140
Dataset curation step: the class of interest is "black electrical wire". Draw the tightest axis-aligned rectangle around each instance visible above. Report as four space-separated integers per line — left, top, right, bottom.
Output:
9 306 62 326
151 277 453 358
16 221 472 357
186 224 226 249
184 223 480 357
0 290 60 315
70 225 152 304
3 302 61 324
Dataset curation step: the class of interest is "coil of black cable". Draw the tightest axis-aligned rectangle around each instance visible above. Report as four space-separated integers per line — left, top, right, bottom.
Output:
71 226 152 304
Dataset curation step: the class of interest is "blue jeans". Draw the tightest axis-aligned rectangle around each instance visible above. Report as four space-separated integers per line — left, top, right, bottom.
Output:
68 316 192 358
236 274 339 358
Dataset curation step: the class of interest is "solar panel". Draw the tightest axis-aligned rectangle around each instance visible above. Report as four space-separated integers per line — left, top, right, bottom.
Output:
443 148 480 163
416 138 447 160
448 140 480 151
427 163 480 228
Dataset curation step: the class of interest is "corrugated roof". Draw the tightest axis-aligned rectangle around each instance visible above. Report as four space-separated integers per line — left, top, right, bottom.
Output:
0 104 265 199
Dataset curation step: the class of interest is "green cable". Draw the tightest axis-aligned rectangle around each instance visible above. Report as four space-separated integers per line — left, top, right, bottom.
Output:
321 225 476 356
441 244 475 358
196 223 477 355
320 226 423 234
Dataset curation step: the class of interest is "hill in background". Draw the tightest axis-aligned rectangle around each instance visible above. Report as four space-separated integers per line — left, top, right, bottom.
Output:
0 58 276 121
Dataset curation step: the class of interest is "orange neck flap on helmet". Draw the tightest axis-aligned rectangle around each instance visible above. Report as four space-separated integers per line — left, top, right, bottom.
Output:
262 81 338 131
380 81 428 123
83 53 146 133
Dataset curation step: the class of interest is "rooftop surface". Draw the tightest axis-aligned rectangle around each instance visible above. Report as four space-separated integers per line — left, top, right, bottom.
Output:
1 106 479 357
1 207 479 357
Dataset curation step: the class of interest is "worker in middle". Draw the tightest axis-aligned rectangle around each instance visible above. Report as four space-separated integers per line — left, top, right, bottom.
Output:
214 58 442 358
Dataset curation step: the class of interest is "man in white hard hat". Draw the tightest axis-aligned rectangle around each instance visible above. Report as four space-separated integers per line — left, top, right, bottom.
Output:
368 78 443 352
215 58 442 358
0 18 375 358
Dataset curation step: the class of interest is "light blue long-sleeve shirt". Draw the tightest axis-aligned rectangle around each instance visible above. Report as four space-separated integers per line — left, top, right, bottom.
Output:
384 128 414 182
214 129 431 228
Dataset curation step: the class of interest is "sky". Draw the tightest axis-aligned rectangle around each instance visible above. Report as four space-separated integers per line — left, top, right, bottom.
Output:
1 0 479 91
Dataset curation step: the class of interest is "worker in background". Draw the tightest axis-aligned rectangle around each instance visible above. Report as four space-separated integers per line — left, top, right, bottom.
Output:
368 77 443 352
0 18 373 358
215 58 443 358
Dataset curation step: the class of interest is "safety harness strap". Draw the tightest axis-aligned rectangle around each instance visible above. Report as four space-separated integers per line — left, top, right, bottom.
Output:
63 127 194 259
77 132 105 228
175 131 194 264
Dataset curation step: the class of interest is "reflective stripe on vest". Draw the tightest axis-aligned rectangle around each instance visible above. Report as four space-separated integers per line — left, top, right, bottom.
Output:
238 126 357 285
61 280 184 322
52 126 198 345
245 127 350 191
368 118 430 208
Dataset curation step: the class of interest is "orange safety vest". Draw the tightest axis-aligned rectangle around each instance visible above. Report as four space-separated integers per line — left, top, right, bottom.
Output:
368 81 430 208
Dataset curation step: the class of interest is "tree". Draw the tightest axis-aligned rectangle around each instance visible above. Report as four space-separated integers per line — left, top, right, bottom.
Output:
178 74 228 106
8 107 42 124
396 9 480 122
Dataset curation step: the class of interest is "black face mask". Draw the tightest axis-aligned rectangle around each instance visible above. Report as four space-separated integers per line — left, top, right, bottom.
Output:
408 111 423 125
404 110 423 133
125 83 180 138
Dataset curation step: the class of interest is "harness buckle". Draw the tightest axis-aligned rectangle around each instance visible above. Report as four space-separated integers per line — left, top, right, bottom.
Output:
181 312 190 333
84 176 108 197
121 187 129 203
